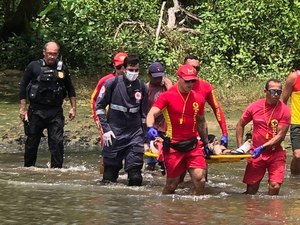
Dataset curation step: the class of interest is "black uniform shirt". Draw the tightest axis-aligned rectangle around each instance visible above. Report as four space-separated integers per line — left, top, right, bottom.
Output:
19 59 76 103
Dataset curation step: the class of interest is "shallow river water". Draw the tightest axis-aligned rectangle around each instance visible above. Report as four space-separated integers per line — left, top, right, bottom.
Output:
0 145 299 225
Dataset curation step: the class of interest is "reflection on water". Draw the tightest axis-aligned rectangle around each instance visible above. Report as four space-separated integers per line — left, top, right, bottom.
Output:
0 146 300 225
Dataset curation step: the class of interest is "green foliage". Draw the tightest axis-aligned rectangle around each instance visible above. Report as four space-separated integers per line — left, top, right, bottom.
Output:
0 35 42 69
192 0 300 82
31 0 161 76
1 0 300 84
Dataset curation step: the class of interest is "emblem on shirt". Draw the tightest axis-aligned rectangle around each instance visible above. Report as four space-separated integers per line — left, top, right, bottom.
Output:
271 119 278 138
135 91 142 103
58 71 64 79
270 119 278 127
193 102 199 111
192 102 199 132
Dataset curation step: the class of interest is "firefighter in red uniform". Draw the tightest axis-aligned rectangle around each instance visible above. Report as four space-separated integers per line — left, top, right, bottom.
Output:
184 54 228 147
91 52 128 174
146 64 209 195
91 52 128 131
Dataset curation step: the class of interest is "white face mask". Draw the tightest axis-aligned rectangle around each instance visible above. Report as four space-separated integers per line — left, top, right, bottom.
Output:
125 71 139 81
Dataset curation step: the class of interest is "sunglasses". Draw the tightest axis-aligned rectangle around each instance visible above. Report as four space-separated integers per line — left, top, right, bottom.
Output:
193 66 200 72
184 80 196 84
115 65 123 70
267 89 282 95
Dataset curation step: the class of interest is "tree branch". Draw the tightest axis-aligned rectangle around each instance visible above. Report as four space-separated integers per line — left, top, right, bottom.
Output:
155 1 167 41
181 8 201 22
167 0 180 29
166 0 201 30
177 27 200 34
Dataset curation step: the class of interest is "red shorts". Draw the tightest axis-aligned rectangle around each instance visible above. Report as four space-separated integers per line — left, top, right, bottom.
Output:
163 142 207 178
243 150 286 184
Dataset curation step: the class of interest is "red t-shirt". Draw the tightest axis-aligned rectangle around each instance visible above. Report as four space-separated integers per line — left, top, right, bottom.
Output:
241 99 291 152
192 79 228 135
153 85 205 142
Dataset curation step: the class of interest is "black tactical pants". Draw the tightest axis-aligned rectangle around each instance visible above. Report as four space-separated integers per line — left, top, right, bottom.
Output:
24 107 65 168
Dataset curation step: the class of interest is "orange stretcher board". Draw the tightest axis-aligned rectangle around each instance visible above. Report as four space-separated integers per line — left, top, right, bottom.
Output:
144 151 252 164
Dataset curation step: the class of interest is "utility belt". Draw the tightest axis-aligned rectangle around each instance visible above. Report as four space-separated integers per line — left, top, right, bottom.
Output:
163 136 198 153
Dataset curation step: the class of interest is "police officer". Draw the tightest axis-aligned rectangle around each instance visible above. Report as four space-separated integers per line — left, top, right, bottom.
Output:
95 54 148 186
19 41 76 168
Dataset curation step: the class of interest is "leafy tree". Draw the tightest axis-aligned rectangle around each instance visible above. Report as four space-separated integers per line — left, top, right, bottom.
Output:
1 0 300 84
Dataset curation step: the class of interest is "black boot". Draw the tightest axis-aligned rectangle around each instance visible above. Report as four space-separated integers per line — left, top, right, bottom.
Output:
127 168 143 186
102 166 119 184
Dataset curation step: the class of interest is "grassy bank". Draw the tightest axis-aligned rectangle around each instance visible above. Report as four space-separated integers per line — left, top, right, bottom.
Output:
0 70 276 150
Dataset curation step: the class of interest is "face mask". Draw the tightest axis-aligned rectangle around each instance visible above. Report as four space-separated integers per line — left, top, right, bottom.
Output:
125 71 139 81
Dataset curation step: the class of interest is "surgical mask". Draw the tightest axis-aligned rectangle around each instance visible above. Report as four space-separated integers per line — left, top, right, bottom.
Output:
125 71 139 81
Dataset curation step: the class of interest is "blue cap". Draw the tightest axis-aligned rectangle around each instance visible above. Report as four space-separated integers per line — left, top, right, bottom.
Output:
148 62 165 77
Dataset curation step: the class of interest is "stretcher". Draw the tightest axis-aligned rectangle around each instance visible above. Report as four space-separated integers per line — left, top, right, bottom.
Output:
144 151 252 164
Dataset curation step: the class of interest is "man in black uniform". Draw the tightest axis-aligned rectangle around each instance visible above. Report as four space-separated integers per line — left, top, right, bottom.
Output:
19 41 76 168
96 55 148 186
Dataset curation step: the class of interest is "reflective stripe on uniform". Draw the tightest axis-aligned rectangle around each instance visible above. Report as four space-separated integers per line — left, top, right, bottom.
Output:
96 109 106 115
110 104 140 113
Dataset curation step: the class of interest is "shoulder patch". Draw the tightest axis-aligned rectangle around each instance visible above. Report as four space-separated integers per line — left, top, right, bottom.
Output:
99 85 106 99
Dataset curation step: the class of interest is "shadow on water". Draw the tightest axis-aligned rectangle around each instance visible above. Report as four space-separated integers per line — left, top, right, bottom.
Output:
0 146 300 225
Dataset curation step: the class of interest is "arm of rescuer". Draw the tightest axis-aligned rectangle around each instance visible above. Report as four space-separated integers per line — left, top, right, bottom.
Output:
197 114 209 146
236 115 290 150
206 89 228 136
236 118 248 148
146 106 162 130
282 71 297 104
63 66 77 121
68 96 76 121
90 79 103 127
19 62 34 121
95 78 115 133
20 99 28 121
90 77 109 127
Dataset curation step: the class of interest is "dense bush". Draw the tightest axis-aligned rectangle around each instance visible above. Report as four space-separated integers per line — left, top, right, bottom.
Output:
1 0 300 84
193 0 300 84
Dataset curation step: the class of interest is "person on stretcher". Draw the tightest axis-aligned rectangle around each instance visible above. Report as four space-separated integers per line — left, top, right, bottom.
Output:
146 134 252 157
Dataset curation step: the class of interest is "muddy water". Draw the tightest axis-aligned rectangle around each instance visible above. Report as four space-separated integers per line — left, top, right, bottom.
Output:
1 72 299 224
0 145 299 225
